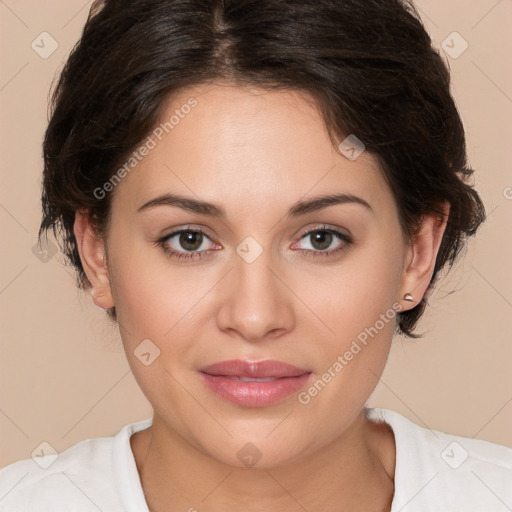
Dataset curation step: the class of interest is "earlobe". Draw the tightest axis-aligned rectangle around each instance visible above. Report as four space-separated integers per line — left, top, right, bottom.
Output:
399 202 450 310
73 209 114 310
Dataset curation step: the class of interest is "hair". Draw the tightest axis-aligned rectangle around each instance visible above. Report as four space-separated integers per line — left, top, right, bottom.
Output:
38 0 486 338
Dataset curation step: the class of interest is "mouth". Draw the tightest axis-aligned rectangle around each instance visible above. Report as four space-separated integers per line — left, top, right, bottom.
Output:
198 359 312 407
220 376 282 382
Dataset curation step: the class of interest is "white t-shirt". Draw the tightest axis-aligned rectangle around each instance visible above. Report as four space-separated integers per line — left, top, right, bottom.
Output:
0 407 510 511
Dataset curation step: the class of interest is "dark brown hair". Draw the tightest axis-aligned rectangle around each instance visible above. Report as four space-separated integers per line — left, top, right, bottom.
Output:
38 0 486 337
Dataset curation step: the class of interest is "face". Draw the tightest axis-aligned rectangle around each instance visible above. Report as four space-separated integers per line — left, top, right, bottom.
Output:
77 81 440 468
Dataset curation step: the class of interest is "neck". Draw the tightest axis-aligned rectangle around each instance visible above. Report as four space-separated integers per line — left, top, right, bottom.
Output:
131 409 395 512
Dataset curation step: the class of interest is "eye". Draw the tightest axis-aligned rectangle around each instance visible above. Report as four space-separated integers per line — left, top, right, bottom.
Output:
293 225 352 258
156 224 352 262
157 227 217 261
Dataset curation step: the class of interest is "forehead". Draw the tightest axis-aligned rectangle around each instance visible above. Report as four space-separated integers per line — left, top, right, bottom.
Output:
111 81 393 217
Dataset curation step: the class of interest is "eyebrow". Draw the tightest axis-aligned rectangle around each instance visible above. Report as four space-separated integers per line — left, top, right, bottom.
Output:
137 192 373 217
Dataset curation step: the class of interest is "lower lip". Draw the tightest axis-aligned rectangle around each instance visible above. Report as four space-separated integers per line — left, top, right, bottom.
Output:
199 372 312 407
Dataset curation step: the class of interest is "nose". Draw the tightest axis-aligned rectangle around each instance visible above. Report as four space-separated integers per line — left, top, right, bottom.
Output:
216 245 295 343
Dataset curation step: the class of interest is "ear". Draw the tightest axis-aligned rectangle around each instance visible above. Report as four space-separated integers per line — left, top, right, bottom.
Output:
73 209 114 310
399 201 450 310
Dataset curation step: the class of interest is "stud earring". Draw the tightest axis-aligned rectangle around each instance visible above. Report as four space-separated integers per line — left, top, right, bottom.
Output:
403 293 414 302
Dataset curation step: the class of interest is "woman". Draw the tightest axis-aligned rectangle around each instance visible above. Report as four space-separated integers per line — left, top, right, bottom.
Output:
0 0 510 510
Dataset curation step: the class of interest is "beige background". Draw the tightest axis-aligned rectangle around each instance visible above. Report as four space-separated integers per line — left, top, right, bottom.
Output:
0 0 511 468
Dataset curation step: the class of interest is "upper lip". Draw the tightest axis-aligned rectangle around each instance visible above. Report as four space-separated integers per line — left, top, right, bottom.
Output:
199 359 311 378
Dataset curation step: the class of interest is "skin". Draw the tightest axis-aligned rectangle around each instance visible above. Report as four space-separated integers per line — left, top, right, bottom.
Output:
74 80 449 512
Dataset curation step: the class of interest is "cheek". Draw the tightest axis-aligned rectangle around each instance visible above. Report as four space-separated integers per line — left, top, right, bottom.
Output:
293 262 399 424
106 224 180 327
305 234 403 344
106 229 218 368
106 240 204 410
292 227 403 405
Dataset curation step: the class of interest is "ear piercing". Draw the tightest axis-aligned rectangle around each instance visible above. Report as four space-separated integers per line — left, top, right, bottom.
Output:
403 293 414 302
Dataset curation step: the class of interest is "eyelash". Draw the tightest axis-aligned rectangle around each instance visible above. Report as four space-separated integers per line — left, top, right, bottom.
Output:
156 224 353 261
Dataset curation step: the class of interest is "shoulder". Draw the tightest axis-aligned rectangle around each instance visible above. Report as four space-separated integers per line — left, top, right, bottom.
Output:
0 419 151 512
0 435 117 511
366 407 512 512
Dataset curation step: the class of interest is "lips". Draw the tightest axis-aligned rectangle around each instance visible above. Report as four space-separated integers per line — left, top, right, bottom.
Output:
198 359 312 407
199 359 310 378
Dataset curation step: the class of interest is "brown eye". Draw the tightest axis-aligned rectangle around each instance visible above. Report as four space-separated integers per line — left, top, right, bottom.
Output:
294 225 353 259
308 230 334 251
178 230 204 251
157 228 216 261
